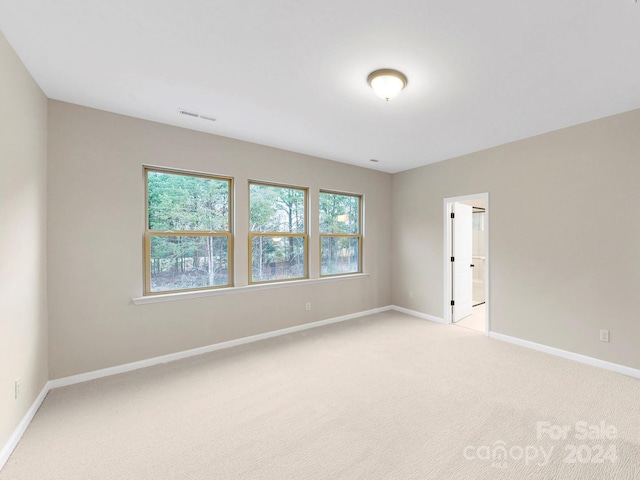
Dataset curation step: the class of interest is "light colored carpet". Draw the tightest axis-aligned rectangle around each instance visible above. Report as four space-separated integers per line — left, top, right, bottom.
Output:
1 311 639 479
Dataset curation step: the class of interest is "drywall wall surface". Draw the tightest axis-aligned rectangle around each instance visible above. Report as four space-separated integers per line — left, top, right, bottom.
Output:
391 108 640 369
0 32 48 449
47 101 392 378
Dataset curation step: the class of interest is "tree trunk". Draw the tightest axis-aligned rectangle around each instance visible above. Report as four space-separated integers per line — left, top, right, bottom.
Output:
207 237 215 285
258 236 263 280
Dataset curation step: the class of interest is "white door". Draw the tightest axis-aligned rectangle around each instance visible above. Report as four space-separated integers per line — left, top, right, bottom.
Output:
453 203 473 322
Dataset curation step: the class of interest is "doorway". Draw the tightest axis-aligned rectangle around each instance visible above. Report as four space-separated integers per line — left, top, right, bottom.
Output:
444 194 489 335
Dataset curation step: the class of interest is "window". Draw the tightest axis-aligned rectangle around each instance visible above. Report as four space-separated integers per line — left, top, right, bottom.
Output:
249 182 307 283
144 167 233 295
319 191 362 276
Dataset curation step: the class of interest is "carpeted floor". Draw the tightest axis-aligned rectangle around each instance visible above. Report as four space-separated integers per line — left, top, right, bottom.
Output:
1 311 639 479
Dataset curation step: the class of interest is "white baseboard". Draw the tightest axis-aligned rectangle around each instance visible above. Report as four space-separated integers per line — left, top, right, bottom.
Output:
390 305 447 324
0 383 50 471
1 306 391 471
391 305 640 379
489 332 640 379
49 306 392 389
4 306 638 473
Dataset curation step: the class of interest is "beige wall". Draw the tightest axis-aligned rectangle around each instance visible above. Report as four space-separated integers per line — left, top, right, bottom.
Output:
4 33 640 421
47 101 392 379
392 108 640 369
0 33 48 449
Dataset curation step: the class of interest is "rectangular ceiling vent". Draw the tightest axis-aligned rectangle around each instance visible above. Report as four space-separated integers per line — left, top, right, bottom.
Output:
178 109 217 122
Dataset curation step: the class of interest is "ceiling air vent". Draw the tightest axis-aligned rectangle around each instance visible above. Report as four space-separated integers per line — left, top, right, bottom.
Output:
178 109 217 122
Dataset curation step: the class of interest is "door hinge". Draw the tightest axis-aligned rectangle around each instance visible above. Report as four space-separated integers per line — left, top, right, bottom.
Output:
450 212 455 219
451 300 455 306
451 256 455 262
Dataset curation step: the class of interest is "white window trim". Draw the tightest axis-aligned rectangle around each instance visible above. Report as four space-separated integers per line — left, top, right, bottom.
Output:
132 273 370 305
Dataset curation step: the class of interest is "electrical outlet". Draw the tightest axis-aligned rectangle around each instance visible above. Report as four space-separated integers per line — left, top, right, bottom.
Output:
14 379 20 400
599 330 609 343
305 302 311 311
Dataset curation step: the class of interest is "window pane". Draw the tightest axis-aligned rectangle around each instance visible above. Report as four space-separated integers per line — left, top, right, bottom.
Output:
321 236 360 275
148 171 229 231
250 183 305 233
150 235 229 292
319 192 359 234
251 236 305 282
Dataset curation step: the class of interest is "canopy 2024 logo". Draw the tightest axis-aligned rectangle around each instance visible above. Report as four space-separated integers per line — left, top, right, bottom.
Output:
463 421 618 469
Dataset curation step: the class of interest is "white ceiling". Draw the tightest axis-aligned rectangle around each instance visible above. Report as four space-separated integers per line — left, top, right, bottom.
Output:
1 1 639 173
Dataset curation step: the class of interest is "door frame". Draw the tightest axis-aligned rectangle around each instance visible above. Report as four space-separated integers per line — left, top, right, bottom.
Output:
443 193 490 335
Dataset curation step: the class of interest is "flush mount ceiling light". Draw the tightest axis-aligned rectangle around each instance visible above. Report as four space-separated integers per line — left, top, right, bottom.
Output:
367 69 408 101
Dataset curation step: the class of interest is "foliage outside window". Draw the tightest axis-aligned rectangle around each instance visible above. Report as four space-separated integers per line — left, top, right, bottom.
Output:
145 167 232 294
249 182 307 283
319 191 362 276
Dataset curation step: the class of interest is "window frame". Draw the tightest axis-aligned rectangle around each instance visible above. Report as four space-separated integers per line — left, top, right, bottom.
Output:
248 180 309 285
319 190 363 277
143 166 234 296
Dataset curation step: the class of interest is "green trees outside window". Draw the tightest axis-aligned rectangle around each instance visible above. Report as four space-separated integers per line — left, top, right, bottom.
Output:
319 191 362 276
143 170 362 294
145 168 233 294
249 182 308 283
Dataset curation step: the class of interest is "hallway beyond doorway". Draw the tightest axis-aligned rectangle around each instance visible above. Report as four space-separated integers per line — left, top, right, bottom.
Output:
455 304 485 333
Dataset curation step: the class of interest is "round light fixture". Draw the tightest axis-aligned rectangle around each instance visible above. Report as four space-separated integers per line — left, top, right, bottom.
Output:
367 69 408 101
